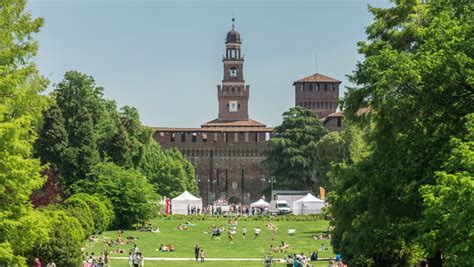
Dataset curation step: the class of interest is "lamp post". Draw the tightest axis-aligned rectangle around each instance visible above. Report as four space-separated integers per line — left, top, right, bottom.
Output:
261 176 276 201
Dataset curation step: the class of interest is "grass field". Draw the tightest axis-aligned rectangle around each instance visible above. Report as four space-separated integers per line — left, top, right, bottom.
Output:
107 259 330 267
106 259 330 267
84 216 334 266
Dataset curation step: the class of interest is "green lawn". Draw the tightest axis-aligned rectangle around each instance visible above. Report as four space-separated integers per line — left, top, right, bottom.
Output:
84 217 334 262
110 260 328 267
107 260 329 267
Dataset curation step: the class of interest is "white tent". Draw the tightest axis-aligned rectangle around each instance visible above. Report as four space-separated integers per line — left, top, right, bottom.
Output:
292 193 325 215
171 191 202 215
250 198 270 207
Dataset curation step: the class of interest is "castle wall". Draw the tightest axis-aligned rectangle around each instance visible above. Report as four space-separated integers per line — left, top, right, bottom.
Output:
153 129 272 205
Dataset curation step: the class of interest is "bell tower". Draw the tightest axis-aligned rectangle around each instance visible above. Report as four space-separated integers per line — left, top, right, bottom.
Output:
217 18 249 121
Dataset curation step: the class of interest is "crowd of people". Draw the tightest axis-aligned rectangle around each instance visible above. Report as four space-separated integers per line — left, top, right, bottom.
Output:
81 251 110 267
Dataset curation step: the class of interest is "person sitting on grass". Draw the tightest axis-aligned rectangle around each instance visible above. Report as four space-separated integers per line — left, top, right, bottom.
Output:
159 244 168 252
279 241 290 251
168 244 175 252
177 224 187 230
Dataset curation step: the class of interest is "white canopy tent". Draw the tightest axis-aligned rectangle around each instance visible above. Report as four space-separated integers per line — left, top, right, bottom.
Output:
292 193 325 215
250 198 270 208
171 191 202 215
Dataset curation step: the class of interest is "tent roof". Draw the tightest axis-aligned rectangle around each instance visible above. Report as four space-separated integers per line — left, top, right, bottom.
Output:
172 191 201 201
250 198 270 207
294 193 324 203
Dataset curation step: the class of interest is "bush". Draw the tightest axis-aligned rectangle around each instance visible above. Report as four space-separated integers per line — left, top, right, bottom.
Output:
64 195 94 237
71 162 159 228
69 193 114 233
33 209 84 267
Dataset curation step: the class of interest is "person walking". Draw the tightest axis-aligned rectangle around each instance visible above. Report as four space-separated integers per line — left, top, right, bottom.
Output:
34 258 42 267
200 249 205 263
133 253 140 267
128 252 133 267
46 260 56 267
194 244 200 261
242 226 247 239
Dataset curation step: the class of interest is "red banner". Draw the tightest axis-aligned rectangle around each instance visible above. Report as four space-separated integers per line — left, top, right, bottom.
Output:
165 197 171 215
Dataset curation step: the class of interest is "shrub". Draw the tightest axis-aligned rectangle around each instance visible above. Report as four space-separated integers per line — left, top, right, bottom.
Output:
33 209 84 267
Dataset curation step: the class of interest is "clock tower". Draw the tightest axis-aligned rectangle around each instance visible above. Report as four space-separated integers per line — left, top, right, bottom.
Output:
217 18 249 121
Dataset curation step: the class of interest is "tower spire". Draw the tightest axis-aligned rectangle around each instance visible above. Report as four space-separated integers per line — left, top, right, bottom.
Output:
232 15 235 30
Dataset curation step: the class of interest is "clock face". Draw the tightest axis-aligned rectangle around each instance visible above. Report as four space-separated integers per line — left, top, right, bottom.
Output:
229 101 238 112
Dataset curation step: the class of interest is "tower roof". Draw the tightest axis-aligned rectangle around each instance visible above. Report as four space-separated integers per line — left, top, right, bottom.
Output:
226 17 241 44
293 73 341 85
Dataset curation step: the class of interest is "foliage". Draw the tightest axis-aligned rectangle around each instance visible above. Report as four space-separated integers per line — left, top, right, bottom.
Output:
330 1 473 265
71 162 159 228
64 194 95 237
0 0 50 265
314 125 367 190
139 142 198 198
70 193 114 234
264 106 328 190
30 169 64 207
419 114 474 266
32 209 84 267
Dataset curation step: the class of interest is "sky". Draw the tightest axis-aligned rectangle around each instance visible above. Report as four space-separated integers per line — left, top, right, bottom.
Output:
27 0 391 128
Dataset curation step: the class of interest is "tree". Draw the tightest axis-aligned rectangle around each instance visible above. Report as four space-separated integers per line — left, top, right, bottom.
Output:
30 169 64 207
34 102 68 173
120 105 152 167
139 143 197 198
330 1 473 265
315 125 367 190
264 106 328 190
71 162 159 228
32 209 84 267
419 114 474 266
0 0 49 264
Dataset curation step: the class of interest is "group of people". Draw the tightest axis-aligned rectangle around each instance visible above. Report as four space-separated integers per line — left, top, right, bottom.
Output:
284 252 320 267
194 244 206 262
158 243 175 252
269 241 291 253
128 245 145 267
33 258 56 267
81 251 110 267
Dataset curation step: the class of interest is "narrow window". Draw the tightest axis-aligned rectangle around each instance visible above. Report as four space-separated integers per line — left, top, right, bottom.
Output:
337 117 342 127
202 133 207 142
181 133 186 142
255 132 259 142
234 132 238 142
224 132 228 142
245 132 249 142
192 133 197 142
171 133 176 142
213 133 218 142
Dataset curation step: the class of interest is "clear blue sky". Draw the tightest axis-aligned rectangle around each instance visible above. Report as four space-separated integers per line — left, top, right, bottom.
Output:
28 0 390 128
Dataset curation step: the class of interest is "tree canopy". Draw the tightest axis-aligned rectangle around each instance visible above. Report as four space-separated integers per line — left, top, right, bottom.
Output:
0 0 49 264
329 1 473 265
264 106 328 190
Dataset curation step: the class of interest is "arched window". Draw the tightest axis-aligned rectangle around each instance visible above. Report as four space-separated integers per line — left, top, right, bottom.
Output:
229 67 238 77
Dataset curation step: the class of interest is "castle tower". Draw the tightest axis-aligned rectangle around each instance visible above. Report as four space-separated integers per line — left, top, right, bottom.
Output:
293 73 341 118
217 18 249 121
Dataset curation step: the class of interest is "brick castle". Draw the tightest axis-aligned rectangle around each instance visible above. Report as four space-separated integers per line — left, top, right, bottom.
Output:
153 20 343 205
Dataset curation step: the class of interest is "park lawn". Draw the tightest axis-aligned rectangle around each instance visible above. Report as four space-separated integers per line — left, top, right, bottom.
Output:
84 217 334 260
108 259 329 267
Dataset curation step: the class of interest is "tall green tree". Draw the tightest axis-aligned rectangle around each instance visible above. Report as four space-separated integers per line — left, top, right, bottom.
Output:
0 0 49 264
330 1 473 265
264 106 328 190
315 125 367 190
34 102 68 174
419 114 474 267
120 105 152 167
139 143 197 198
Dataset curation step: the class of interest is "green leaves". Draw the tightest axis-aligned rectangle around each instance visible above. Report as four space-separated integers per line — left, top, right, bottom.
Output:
264 106 328 190
331 1 474 265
